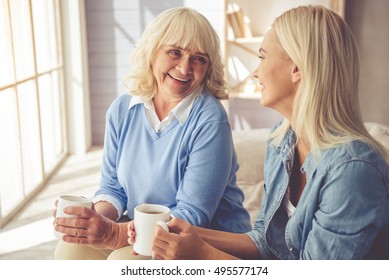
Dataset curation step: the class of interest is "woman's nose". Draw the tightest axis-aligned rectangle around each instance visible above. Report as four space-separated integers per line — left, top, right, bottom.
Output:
252 65 260 80
177 58 193 75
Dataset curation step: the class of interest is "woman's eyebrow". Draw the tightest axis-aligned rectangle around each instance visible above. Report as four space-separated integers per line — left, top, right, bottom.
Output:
167 45 209 57
196 52 209 57
259 47 267 54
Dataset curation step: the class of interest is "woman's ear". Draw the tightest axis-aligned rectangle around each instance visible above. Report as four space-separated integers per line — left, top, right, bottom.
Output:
291 65 301 83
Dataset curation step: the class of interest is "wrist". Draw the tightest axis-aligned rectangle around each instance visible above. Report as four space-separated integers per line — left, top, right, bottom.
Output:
104 220 128 250
198 239 217 260
200 239 239 260
113 222 130 250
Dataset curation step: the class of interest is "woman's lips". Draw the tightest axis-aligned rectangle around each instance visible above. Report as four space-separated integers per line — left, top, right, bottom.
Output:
168 73 190 83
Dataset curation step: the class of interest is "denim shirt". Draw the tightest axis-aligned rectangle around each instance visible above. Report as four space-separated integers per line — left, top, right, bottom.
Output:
247 125 389 259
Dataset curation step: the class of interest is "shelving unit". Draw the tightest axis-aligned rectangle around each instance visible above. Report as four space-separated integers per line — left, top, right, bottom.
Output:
224 0 276 129
225 1 262 97
224 0 343 96
224 0 339 130
226 36 262 97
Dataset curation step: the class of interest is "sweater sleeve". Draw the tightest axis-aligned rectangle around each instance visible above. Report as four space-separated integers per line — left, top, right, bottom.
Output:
170 120 234 227
94 96 129 216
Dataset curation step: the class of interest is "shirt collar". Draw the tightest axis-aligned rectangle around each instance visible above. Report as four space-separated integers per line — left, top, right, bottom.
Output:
173 86 201 125
128 86 202 126
280 126 317 177
128 95 145 110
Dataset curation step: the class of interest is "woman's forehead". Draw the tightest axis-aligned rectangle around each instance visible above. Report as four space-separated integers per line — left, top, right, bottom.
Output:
262 28 288 56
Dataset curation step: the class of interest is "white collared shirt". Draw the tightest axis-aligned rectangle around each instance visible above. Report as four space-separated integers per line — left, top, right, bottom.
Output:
128 87 201 132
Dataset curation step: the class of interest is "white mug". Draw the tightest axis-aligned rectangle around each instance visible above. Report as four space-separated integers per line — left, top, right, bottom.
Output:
54 195 92 238
133 204 170 256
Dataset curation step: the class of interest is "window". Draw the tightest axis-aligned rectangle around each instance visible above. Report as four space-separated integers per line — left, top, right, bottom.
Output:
0 0 66 227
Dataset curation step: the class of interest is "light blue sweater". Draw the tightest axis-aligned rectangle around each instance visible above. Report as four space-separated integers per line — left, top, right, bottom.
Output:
95 91 251 233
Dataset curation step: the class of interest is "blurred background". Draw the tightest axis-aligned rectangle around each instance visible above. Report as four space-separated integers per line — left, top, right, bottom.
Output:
1 0 388 259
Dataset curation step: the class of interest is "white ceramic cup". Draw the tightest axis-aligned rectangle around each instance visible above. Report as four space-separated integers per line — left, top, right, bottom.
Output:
133 204 170 256
54 195 92 238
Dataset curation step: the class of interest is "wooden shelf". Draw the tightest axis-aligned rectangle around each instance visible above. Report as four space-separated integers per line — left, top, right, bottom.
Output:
227 37 262 56
227 36 263 44
229 91 261 100
225 2 263 101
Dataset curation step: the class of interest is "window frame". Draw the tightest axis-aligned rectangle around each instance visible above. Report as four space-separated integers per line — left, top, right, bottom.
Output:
0 0 68 228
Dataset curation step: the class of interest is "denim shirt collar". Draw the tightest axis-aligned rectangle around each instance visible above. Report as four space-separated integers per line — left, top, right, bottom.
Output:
278 127 318 179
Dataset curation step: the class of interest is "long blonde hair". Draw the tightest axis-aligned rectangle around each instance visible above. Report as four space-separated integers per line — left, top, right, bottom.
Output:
270 5 387 159
123 7 227 100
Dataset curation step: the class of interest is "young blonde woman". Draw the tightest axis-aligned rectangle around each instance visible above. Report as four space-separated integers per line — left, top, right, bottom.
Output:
132 5 389 260
53 7 251 260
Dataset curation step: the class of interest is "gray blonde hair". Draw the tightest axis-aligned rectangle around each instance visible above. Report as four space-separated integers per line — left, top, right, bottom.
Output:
124 7 227 100
270 5 387 158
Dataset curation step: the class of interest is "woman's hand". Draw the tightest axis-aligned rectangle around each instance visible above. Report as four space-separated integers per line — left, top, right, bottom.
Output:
127 220 136 245
53 205 127 250
151 217 211 260
127 220 141 256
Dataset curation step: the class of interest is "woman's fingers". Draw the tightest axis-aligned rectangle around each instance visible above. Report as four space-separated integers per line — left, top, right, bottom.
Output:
54 216 89 229
127 221 136 245
127 232 135 245
54 224 89 238
63 206 95 218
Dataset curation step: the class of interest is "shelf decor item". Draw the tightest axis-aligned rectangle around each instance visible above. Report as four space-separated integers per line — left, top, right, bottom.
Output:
226 2 252 39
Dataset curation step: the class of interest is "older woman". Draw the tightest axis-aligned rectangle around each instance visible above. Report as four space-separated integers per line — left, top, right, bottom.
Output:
144 5 389 260
53 7 251 260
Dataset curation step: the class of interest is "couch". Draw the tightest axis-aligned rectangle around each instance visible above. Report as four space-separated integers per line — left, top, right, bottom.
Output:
232 122 389 225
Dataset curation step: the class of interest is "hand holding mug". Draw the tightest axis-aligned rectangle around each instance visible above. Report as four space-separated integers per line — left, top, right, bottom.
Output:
53 195 128 250
53 195 92 238
152 217 209 260
131 204 170 256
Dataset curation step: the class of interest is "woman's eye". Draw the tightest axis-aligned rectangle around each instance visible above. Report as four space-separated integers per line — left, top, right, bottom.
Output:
193 56 208 64
258 55 264 61
169 50 181 57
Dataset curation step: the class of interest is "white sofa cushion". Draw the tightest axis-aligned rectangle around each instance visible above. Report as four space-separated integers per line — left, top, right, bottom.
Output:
365 122 389 156
238 181 264 225
232 129 269 224
232 129 269 185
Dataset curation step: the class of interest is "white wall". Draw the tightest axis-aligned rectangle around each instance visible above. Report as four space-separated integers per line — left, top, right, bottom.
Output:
346 0 389 126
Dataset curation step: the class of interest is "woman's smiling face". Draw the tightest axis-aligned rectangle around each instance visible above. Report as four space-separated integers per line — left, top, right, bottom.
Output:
152 45 210 99
253 28 299 119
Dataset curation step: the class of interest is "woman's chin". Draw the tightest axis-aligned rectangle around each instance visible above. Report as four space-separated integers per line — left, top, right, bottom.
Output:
258 94 268 107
